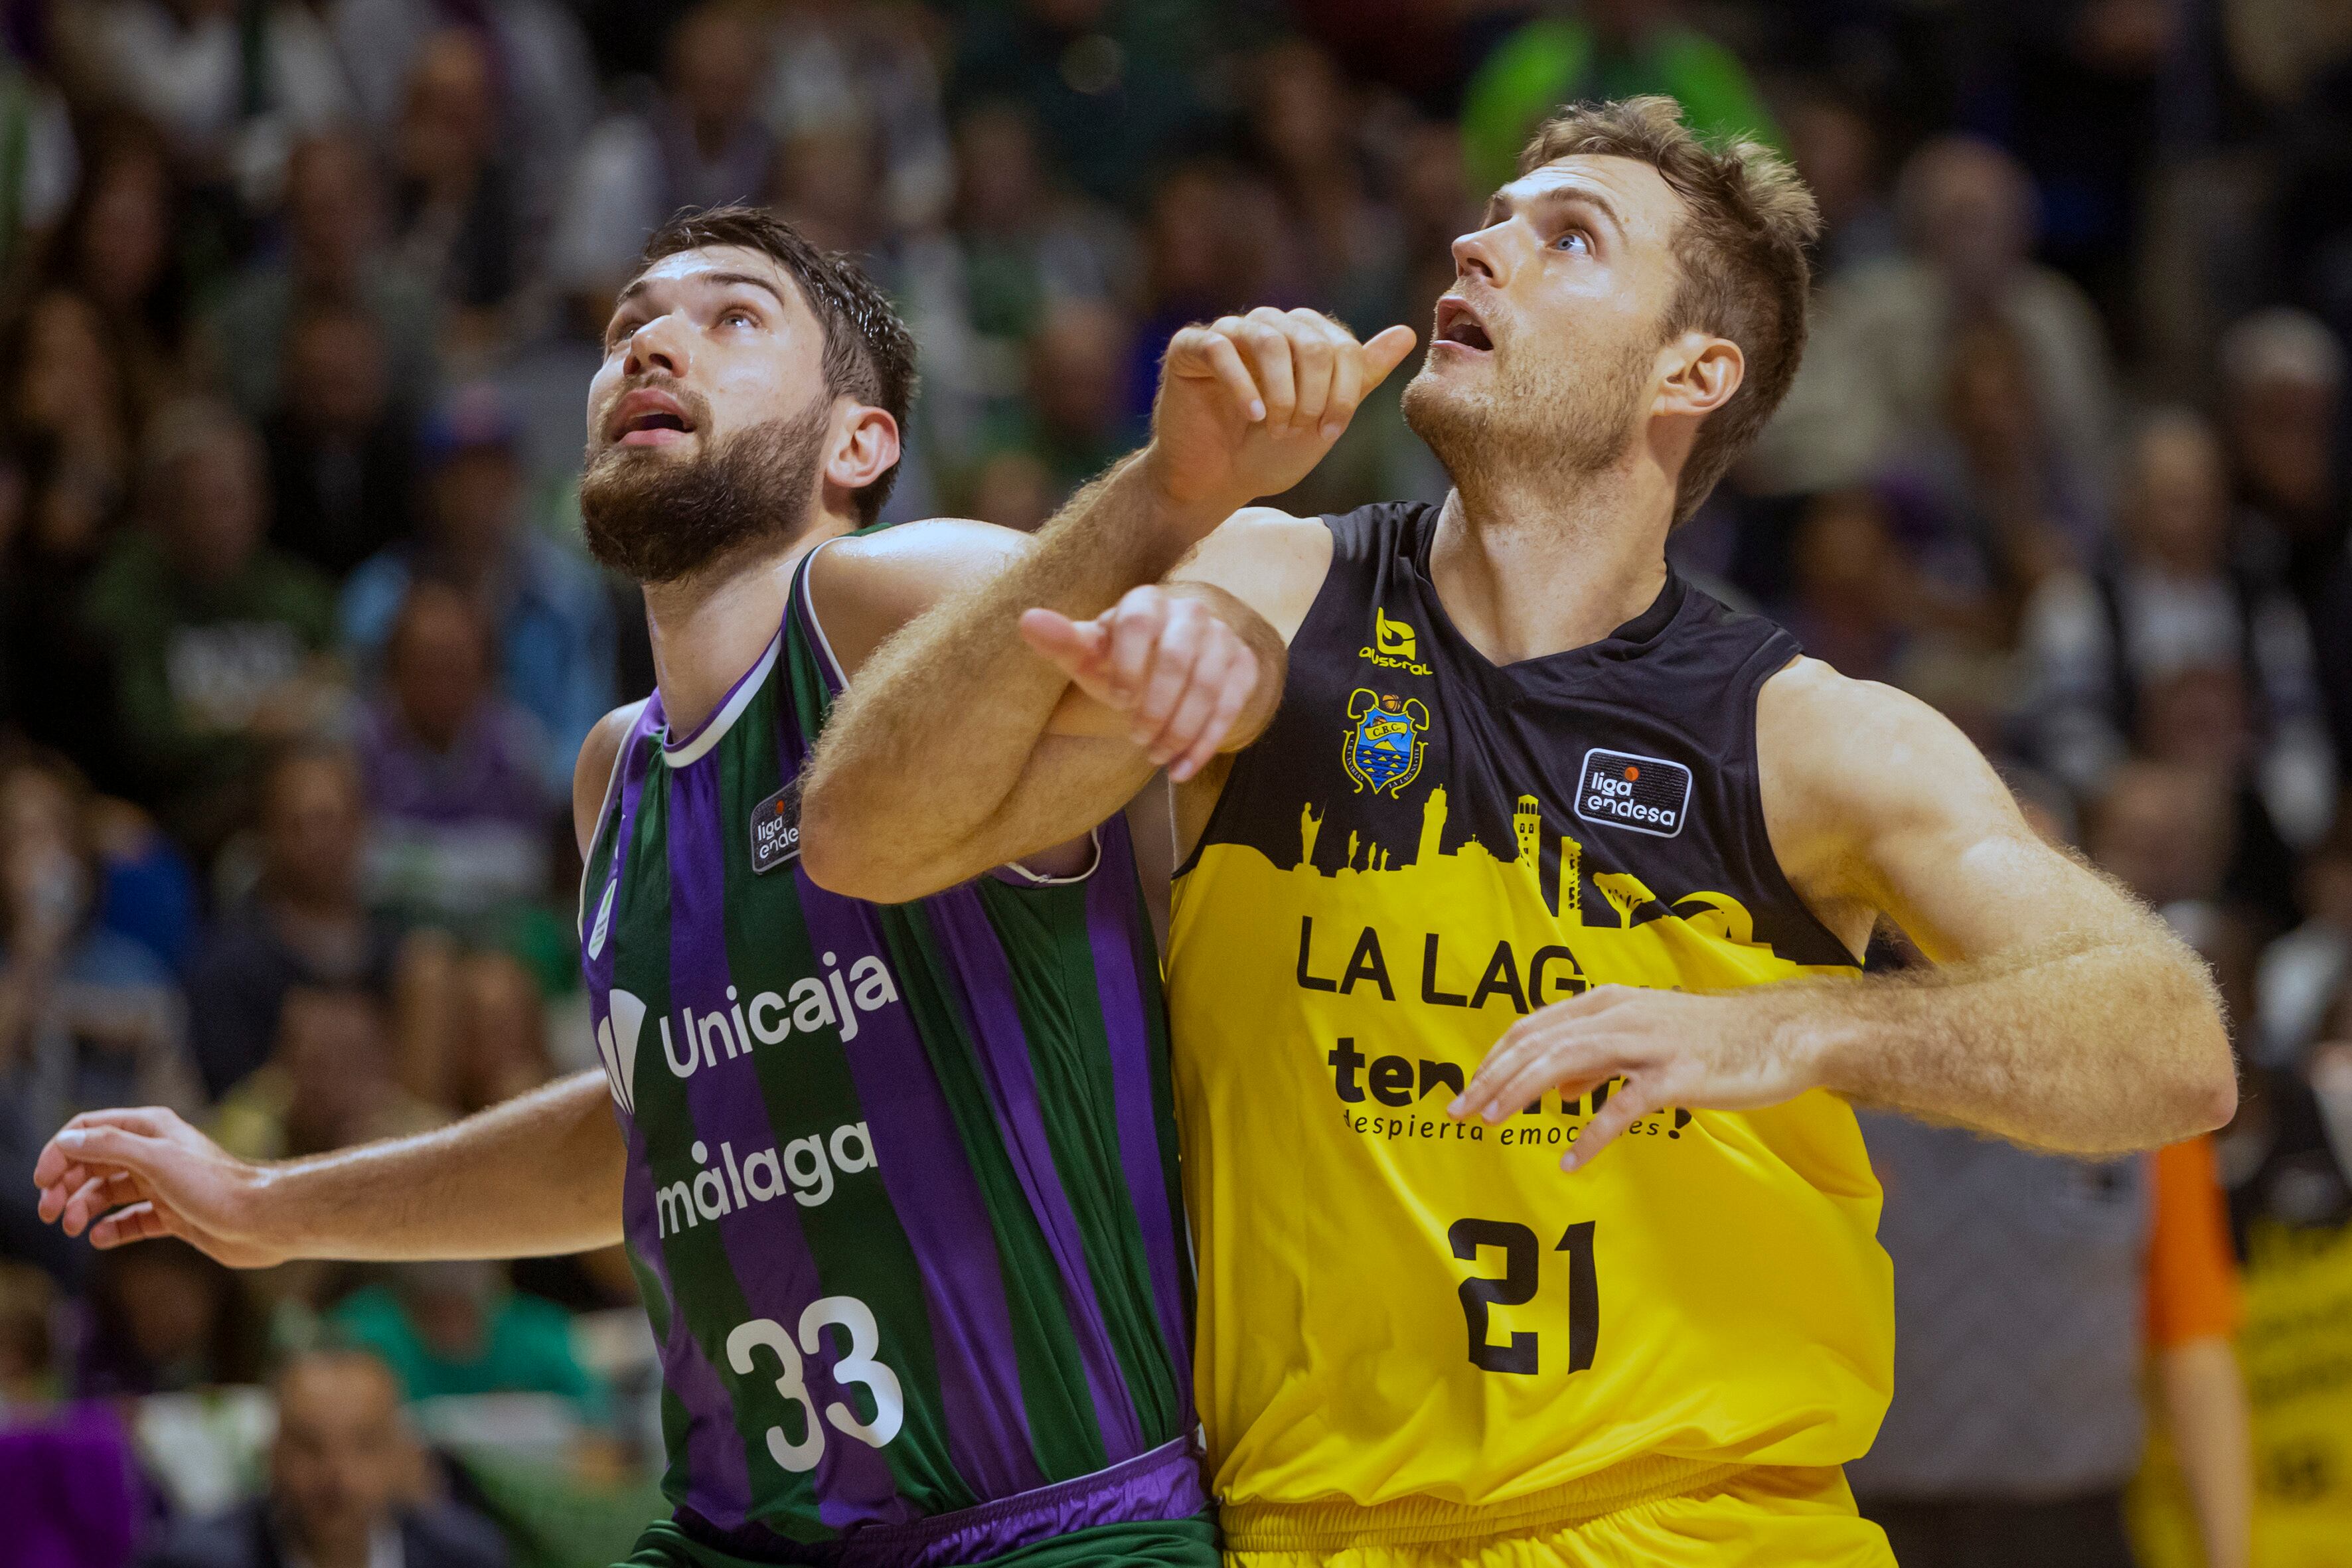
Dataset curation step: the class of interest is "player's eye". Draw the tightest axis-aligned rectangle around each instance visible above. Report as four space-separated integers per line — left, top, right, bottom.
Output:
1555 230 1591 256
720 307 758 329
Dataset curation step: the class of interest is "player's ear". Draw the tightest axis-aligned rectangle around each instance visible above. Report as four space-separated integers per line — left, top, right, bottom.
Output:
826 403 902 495
1654 333 1743 422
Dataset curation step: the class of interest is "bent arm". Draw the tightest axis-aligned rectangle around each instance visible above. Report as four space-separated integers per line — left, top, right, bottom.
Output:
1456 661 2235 1166
799 506 1296 903
35 1071 625 1265
1761 663 2235 1150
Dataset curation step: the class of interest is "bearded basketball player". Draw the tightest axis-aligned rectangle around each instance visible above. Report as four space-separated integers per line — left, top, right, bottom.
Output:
800 98 2238 1567
32 208 1289 1567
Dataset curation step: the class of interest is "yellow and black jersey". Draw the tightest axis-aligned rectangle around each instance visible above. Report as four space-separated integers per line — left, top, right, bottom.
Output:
1169 502 1892 1533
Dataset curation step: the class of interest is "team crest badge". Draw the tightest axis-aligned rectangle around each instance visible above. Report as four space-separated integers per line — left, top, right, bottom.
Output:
1343 689 1430 795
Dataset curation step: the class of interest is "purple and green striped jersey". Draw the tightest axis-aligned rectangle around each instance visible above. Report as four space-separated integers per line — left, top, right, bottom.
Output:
576 548 1196 1553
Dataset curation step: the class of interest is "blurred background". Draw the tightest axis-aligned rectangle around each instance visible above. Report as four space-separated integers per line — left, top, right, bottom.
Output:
2 0 2351 1564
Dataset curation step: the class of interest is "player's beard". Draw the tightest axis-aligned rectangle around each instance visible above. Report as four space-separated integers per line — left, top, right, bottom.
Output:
1401 325 1656 491
579 396 832 585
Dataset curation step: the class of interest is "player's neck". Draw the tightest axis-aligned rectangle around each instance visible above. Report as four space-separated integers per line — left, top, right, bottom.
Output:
642 516 853 736
1429 466 1671 665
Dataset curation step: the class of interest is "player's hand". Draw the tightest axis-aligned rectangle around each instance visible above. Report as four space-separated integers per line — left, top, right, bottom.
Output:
1145 308 1417 518
33 1107 290 1268
1022 584 1270 781
1447 988 1822 1172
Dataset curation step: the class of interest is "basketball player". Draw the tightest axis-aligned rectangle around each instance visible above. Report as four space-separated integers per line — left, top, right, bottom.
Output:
31 208 1288 1566
799 100 2239 1565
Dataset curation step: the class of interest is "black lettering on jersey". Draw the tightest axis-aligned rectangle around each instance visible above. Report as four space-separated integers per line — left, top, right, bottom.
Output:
750 779 802 874
1572 748 1694 840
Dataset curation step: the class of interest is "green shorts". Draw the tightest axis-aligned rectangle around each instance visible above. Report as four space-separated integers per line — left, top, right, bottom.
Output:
619 1511 1220 1567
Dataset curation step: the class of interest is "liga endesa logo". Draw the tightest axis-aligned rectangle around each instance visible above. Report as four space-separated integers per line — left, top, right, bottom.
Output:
1571 748 1693 839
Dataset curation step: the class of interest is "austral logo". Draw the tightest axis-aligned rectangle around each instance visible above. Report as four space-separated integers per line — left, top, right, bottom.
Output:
750 779 801 874
1360 606 1431 675
1572 749 1693 838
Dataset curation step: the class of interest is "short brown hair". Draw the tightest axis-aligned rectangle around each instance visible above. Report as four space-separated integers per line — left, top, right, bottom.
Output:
635 206 919 526
1519 97 1820 524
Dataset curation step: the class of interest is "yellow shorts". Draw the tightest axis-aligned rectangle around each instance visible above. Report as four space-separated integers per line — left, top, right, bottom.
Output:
1220 1465 1895 1568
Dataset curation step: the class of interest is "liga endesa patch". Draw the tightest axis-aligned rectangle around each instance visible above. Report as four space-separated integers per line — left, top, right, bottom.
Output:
1572 748 1694 839
749 778 802 873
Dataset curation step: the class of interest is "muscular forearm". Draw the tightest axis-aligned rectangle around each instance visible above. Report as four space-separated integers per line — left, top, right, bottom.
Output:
2156 1338 2254 1568
803 461 1241 898
261 1070 625 1259
1788 933 2234 1153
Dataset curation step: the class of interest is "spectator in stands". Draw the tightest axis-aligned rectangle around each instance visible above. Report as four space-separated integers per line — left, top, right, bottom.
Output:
756 0 953 234
388 29 524 349
1244 37 1401 335
84 401 342 854
342 384 615 792
204 131 441 420
0 751 198 1283
1782 90 1895 281
75 1236 262 1396
212 984 439 1159
2 289 138 785
357 582 551 929
439 949 551 1115
330 0 595 246
546 1 773 319
979 298 1135 502
332 1259 603 1410
1774 489 1917 688
263 301 416 580
40 118 189 414
1459 0 1780 192
67 0 349 196
1761 135 2120 500
185 745 405 1099
1874 316 2101 639
2223 309 2346 603
2023 409 2335 860
138 1348 508 1568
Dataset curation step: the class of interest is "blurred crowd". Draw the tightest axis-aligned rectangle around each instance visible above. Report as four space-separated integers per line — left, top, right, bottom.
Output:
4 0 2352 1563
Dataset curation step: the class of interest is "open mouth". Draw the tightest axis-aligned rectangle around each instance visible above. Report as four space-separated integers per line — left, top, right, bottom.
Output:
1434 297 1493 354
608 387 698 446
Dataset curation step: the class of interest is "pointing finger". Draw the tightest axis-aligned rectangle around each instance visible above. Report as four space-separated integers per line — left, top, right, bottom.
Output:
1020 609 1112 691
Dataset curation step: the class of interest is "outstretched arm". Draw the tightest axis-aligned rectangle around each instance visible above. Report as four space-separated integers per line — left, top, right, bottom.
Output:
1454 659 2236 1166
29 710 660 1266
33 1074 625 1265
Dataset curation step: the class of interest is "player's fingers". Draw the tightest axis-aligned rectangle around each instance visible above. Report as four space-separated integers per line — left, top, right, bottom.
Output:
33 1108 173 1188
1170 324 1263 422
1281 309 1338 433
1142 634 1233 767
1103 591 1171 707
1170 646 1258 781
1019 609 1114 695
1563 1083 1660 1172
1235 316 1298 431
61 1170 142 1237
1321 330 1368 441
89 1202 171 1251
1452 1016 1562 1117
1464 1030 1626 1123
1361 324 1419 385
1131 603 1210 740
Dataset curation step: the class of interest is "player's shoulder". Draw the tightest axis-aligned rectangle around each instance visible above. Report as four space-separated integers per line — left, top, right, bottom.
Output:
572 699 649 856
1757 656 2015 832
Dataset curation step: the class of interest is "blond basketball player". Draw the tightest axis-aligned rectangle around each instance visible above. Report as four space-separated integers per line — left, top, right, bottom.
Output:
797 100 2236 1567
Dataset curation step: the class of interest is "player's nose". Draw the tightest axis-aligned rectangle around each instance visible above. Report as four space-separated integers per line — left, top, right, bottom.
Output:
623 309 692 380
1449 222 1506 289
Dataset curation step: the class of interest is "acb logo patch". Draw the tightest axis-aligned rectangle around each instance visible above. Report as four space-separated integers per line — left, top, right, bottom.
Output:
1343 689 1430 795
